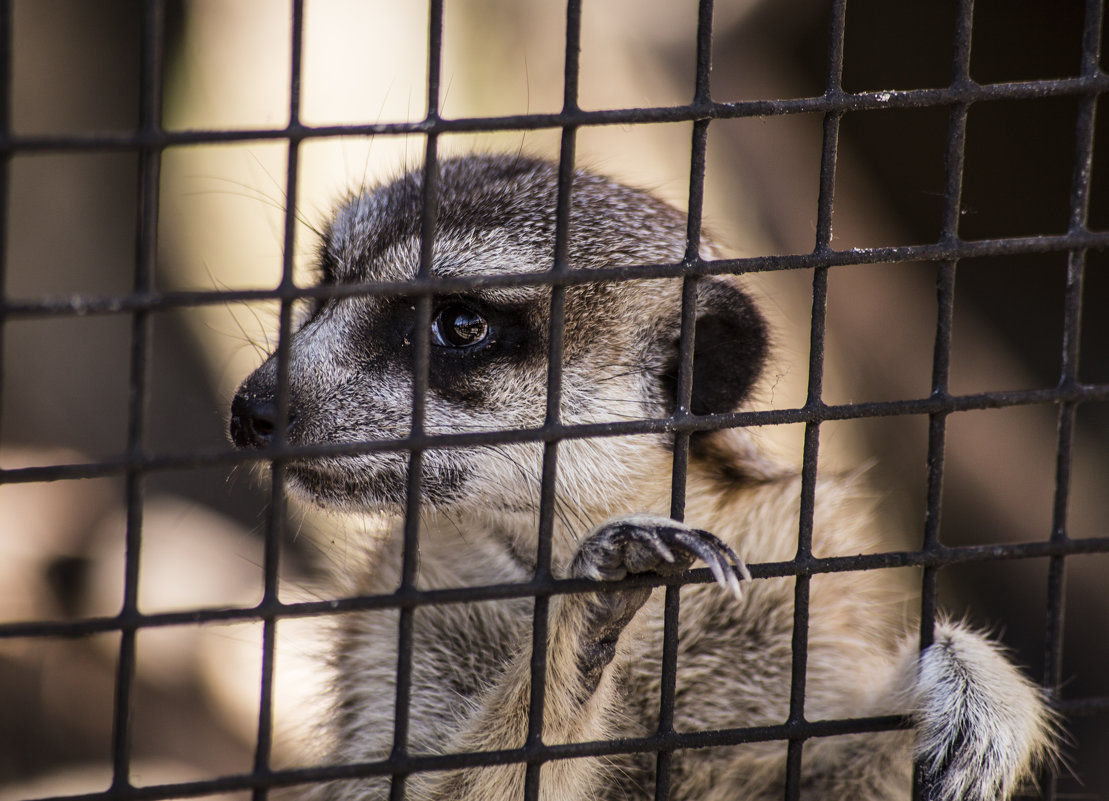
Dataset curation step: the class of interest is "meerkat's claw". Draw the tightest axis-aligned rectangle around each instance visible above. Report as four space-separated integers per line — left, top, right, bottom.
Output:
671 527 750 600
574 515 749 600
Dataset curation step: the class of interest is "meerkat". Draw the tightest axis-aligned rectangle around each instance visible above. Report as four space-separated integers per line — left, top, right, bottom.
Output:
229 154 1055 801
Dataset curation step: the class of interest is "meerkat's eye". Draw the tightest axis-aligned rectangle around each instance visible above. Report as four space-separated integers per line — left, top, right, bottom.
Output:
431 304 491 349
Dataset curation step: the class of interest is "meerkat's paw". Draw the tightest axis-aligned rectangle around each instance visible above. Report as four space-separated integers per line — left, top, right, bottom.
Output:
909 621 1056 801
573 514 750 597
566 516 750 692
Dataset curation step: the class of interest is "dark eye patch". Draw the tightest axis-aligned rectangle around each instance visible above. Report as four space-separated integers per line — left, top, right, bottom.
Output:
424 295 533 362
424 296 538 403
349 295 541 405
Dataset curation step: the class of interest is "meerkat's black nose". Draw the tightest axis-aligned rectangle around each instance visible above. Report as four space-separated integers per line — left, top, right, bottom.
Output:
229 392 297 449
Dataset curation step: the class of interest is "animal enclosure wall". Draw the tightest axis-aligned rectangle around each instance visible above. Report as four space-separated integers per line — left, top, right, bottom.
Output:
1 1 1107 800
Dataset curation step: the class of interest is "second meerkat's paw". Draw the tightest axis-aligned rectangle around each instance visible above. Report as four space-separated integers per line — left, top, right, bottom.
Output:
568 515 750 691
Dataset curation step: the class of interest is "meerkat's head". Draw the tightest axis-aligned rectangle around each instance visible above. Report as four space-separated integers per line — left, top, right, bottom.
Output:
230 154 767 520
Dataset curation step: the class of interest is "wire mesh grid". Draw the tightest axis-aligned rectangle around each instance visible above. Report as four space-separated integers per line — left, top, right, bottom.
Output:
1 1 1108 800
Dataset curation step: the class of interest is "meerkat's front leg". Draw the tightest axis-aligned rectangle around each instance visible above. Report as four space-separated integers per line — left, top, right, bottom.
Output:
568 514 748 694
411 515 748 801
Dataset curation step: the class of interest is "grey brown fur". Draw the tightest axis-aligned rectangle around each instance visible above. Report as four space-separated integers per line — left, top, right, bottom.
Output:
230 154 1055 801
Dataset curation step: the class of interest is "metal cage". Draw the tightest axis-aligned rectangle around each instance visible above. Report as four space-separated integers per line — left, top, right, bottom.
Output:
1 1 1107 800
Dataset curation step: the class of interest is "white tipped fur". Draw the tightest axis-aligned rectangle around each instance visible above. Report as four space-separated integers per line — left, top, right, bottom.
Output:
230 154 1057 800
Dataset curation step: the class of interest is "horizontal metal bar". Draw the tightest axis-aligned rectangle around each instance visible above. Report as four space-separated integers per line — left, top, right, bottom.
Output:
12 713 914 801
17 688 1109 801
4 229 1109 321
1 71 1107 156
1056 695 1109 716
4 534 1106 640
1 382 1107 487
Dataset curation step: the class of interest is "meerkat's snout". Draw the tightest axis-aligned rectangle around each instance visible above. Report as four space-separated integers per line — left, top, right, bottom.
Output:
229 389 297 449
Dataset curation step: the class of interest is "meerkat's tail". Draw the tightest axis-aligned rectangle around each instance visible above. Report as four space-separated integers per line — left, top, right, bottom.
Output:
904 620 1058 801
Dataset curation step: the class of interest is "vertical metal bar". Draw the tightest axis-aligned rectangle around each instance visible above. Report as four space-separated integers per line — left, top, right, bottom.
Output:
782 1 844 796
110 2 164 794
522 3 581 797
913 2 973 798
782 425 818 801
389 4 443 799
252 3 305 800
784 258 829 799
656 263 698 801
654 4 714 799
812 0 845 254
0 0 9 455
1041 3 1102 798
917 260 955 646
918 0 974 655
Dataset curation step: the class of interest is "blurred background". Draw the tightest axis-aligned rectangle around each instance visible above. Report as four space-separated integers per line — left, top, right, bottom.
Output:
1 0 1106 798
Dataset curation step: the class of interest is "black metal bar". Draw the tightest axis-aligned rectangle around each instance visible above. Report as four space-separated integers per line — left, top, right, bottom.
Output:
655 4 716 797
3 379 1109 490
783 0 846 791
912 1 974 796
6 228 1109 321
72 687 1106 801
0 0 10 455
780 273 830 796
249 2 305 798
18 713 920 801
919 0 974 664
1041 2 1103 798
655 265 700 801
109 1 166 793
4 530 1108 643
916 260 956 652
388 5 444 799
522 2 582 796
3 72 1108 156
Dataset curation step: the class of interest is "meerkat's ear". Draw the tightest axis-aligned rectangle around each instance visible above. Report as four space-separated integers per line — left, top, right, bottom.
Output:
659 277 768 416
